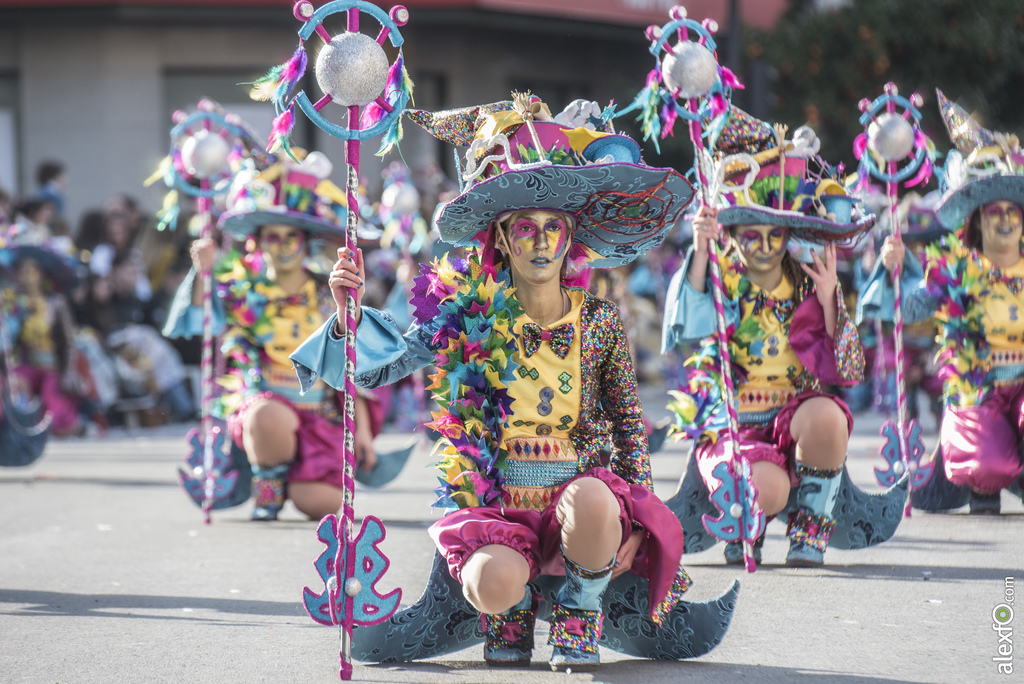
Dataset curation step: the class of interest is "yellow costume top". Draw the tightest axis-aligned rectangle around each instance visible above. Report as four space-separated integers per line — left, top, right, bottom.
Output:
503 288 585 512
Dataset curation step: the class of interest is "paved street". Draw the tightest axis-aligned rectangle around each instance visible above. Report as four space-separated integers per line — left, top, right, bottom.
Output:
1 390 1021 683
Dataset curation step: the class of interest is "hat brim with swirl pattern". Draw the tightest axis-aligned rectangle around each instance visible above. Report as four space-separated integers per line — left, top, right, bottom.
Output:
435 163 694 269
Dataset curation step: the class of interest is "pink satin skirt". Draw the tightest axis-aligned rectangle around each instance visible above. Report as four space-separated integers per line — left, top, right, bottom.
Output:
227 390 348 489
940 384 1024 494
695 391 853 489
428 467 685 618
14 366 80 436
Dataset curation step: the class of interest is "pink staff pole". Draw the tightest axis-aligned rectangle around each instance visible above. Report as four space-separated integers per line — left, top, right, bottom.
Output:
684 98 751 568
885 155 912 516
197 179 217 524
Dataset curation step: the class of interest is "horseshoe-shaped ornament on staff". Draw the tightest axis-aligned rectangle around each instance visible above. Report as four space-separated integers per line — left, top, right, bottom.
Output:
853 83 934 512
615 5 742 151
291 0 410 142
164 100 255 523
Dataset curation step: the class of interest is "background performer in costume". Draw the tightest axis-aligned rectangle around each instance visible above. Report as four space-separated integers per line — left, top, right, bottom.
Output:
165 150 375 521
293 93 695 671
663 107 871 566
862 90 1024 514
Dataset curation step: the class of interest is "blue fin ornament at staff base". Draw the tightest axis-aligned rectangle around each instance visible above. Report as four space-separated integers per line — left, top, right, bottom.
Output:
179 424 253 510
669 453 910 553
354 440 416 488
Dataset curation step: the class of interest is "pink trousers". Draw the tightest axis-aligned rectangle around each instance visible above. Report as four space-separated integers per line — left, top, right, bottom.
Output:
940 384 1024 494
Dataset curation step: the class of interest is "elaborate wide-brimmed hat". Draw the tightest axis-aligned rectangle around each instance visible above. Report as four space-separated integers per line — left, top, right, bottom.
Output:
406 92 695 268
219 149 348 240
933 89 1024 230
0 227 80 290
707 105 875 244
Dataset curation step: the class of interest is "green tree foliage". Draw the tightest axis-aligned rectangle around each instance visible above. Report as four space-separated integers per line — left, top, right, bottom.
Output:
747 0 1024 169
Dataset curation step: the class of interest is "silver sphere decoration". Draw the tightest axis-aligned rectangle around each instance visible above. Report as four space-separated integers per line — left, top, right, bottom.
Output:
327 576 338 594
300 151 334 180
181 130 231 179
729 503 743 519
192 466 204 478
382 183 420 214
661 42 718 99
868 113 915 162
893 461 906 475
315 32 389 107
344 577 362 597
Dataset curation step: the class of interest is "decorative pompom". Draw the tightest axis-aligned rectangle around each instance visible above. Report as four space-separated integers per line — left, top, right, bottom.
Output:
853 133 868 160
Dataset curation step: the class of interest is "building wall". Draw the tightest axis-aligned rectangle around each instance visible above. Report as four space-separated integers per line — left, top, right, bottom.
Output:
1 9 756 233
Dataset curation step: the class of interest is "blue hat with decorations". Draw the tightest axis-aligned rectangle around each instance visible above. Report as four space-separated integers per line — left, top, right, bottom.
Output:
406 92 695 268
709 105 876 243
933 89 1024 230
219 149 348 240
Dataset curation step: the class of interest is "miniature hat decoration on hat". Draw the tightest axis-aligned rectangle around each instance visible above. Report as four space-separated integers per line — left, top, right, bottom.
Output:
707 105 875 244
933 89 1024 230
218 148 348 240
406 91 695 268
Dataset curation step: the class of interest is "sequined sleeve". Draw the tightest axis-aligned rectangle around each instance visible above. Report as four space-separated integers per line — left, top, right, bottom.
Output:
595 299 653 490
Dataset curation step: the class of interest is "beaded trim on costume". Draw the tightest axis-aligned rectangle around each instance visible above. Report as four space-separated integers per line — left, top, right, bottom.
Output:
787 508 835 552
482 606 536 654
564 553 614 582
651 566 695 627
548 605 602 654
504 435 579 511
795 463 843 478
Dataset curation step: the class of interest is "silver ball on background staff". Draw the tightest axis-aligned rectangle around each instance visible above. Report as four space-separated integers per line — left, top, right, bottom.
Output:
315 32 390 107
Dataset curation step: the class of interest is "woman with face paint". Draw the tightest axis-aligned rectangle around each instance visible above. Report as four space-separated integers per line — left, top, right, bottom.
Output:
293 94 697 671
663 108 873 567
164 150 376 521
859 91 1024 514
1 241 97 437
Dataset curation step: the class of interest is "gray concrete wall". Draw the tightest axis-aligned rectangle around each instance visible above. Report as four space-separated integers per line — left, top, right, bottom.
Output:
2 11 680 233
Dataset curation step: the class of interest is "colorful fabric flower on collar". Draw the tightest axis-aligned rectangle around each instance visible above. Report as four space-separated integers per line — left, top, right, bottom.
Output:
751 290 794 323
521 322 574 359
988 267 1023 295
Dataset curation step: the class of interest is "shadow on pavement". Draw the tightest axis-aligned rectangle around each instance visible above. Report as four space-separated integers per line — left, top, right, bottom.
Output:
0 589 306 621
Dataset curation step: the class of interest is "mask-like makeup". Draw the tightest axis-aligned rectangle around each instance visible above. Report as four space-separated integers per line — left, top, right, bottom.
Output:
508 215 571 259
261 227 306 265
737 226 788 258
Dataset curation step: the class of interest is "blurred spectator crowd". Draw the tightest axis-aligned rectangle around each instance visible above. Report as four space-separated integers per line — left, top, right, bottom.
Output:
0 158 935 439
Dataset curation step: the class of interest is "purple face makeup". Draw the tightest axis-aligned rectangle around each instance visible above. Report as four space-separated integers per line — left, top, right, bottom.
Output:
509 216 570 258
982 203 1023 227
738 226 788 258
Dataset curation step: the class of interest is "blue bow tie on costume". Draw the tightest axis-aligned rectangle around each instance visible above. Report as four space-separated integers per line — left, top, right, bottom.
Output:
751 290 794 323
522 322 575 359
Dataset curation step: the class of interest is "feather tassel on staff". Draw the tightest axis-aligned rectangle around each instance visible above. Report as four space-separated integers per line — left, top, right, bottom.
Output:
249 45 308 111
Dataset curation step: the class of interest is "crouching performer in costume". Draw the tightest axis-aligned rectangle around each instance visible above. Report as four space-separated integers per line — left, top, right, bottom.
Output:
292 94 734 670
164 151 373 521
861 90 1024 514
663 108 889 567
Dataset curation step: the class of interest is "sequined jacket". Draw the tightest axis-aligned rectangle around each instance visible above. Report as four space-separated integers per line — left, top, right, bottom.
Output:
291 289 653 491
